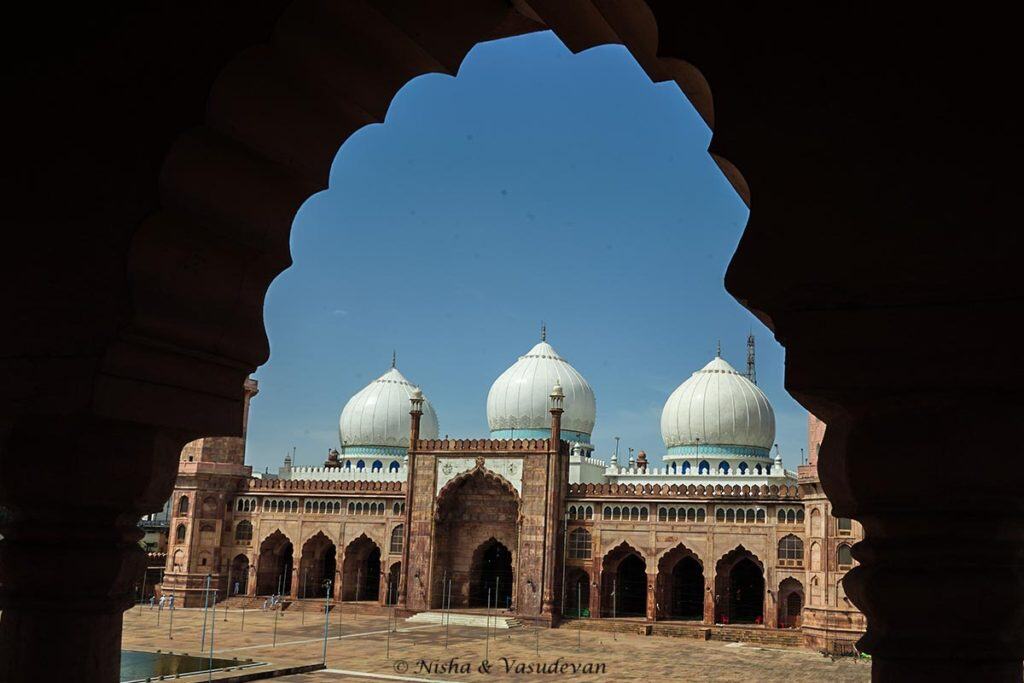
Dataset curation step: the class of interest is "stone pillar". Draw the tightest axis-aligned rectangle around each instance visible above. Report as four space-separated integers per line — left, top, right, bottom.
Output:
289 565 299 599
247 566 257 597
821 405 1024 681
703 581 715 624
646 572 657 622
764 584 777 628
0 417 185 682
590 572 601 618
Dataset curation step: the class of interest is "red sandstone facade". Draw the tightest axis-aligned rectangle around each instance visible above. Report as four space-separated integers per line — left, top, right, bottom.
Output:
160 390 863 652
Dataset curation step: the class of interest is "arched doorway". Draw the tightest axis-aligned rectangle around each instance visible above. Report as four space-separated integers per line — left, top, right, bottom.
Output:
230 554 249 595
470 539 513 609
778 577 804 628
431 469 520 610
601 543 647 618
342 535 381 602
715 547 764 624
300 532 337 599
256 531 293 595
385 562 401 605
657 545 704 621
565 568 590 617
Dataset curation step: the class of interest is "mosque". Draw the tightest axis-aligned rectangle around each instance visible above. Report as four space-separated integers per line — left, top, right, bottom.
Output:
159 334 865 652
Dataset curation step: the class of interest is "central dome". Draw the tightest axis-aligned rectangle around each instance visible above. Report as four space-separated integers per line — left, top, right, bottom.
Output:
487 339 596 442
661 355 774 456
338 366 439 454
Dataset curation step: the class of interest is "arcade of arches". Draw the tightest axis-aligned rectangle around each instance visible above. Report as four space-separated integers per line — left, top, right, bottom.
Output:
3 2 1018 682
341 535 381 602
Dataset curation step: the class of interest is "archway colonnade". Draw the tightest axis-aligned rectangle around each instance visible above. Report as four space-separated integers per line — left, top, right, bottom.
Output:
568 541 802 629
237 529 392 605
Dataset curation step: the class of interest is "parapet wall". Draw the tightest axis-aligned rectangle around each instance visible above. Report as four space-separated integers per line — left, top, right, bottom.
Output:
567 482 800 499
244 478 404 493
414 438 567 454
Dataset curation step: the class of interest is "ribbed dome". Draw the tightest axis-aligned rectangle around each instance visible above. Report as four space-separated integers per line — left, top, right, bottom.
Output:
487 340 596 441
661 356 774 453
339 367 439 452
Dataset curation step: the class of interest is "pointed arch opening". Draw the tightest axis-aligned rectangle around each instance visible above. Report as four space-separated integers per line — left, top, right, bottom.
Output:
657 545 704 621
300 532 337 599
256 530 294 595
601 542 647 618
341 534 381 602
715 546 764 625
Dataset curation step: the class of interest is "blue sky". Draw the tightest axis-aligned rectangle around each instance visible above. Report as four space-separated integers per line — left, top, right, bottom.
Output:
247 31 808 473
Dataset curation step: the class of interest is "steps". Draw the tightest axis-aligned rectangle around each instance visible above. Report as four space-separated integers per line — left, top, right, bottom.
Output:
558 618 806 647
406 612 523 629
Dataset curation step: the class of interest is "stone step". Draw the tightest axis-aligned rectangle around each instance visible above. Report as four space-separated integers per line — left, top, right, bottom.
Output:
406 612 522 629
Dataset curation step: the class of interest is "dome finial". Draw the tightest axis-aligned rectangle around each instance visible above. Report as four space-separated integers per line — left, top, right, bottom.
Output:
716 339 721 357
541 322 546 342
391 349 396 368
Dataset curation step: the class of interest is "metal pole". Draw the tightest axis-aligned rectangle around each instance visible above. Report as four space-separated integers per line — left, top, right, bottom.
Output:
139 570 148 615
241 603 245 633
208 587 216 683
577 582 582 651
485 587 491 661
386 604 392 660
200 574 211 650
273 606 278 647
224 600 228 622
561 514 567 616
322 580 332 665
156 599 161 627
354 568 361 622
444 578 451 649
168 590 175 639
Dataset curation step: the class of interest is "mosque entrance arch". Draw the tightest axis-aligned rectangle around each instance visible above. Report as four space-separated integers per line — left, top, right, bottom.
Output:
565 568 591 617
601 543 647 618
256 531 293 596
657 545 704 621
341 535 381 602
431 469 520 610
300 532 337 599
715 547 764 624
469 539 514 609
230 554 250 595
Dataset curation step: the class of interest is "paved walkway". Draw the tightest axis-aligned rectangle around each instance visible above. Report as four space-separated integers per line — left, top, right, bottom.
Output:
119 605 870 682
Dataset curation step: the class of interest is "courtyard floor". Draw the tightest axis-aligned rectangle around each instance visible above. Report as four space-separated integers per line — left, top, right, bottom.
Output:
118 605 870 682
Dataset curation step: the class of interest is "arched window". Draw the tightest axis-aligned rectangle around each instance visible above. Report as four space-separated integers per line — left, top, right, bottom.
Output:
631 506 640 520
320 501 328 513
837 545 854 569
235 520 253 542
755 464 763 475
603 506 612 520
726 509 735 523
696 509 706 522
344 460 352 469
668 508 677 522
659 508 667 522
175 524 186 542
777 509 787 524
568 528 592 559
716 508 725 522
305 501 312 513
718 461 730 474
670 462 677 473
334 502 342 513
639 507 648 521
178 496 189 515
796 509 805 524
837 517 853 535
745 509 755 523
584 506 593 520
237 499 245 512
787 509 796 524
356 460 365 470
390 525 404 554
613 507 622 520
699 460 710 475
389 461 400 472
756 509 766 523
778 534 804 566
682 461 692 474
687 508 696 522
738 462 748 474
568 506 577 520
372 460 383 472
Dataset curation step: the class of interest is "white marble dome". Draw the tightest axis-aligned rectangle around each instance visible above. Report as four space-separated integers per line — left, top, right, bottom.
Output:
338 366 439 453
661 356 775 454
487 339 596 441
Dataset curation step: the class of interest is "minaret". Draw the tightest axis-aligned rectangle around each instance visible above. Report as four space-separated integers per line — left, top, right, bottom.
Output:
548 382 564 444
746 332 757 385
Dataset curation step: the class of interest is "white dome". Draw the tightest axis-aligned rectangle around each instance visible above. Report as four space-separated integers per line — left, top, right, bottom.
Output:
660 356 774 455
487 340 596 440
338 366 439 453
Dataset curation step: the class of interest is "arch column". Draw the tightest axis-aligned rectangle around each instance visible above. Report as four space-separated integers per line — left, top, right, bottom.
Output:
590 571 602 618
764 583 777 628
247 565 257 597
0 417 186 682
646 572 657 622
703 582 715 624
289 565 299 599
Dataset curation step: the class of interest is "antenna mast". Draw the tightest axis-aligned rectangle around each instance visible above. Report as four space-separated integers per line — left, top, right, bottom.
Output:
746 332 757 385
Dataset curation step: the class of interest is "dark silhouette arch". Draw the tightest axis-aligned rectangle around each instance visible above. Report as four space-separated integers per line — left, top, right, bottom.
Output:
341 534 381 602
715 546 764 624
601 542 647 618
256 530 293 595
469 538 513 609
300 531 337 599
657 545 704 621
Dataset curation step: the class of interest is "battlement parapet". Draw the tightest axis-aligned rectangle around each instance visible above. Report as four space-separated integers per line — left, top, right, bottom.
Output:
566 482 800 500
244 478 405 494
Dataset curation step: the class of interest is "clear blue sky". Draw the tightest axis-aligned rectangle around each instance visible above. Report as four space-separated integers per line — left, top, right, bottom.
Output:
247 31 808 473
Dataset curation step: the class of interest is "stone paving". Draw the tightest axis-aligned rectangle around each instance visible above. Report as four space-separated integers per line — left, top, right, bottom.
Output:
119 604 870 682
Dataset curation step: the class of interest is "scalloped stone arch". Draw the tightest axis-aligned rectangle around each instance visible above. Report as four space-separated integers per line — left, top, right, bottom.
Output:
435 465 521 513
